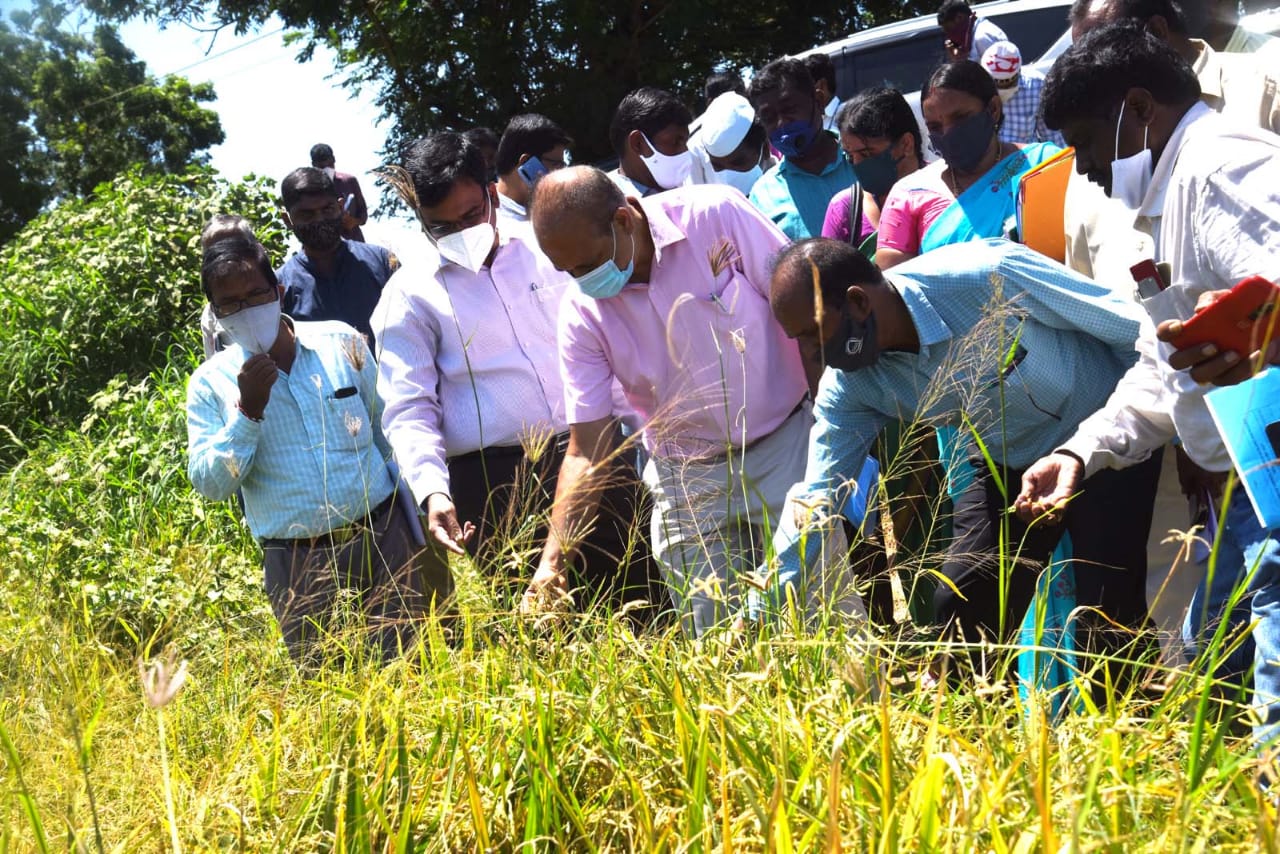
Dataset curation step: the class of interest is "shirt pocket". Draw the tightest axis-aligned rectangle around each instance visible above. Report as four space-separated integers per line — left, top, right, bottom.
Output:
323 392 375 451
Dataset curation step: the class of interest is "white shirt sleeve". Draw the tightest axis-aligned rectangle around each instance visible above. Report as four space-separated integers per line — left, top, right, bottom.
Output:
370 282 452 505
1056 323 1177 477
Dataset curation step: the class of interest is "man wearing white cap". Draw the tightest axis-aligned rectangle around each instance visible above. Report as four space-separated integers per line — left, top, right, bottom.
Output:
980 40 1064 147
687 93 776 196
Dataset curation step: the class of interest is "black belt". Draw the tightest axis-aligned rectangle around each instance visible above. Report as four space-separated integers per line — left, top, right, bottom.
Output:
448 432 571 464
260 493 395 550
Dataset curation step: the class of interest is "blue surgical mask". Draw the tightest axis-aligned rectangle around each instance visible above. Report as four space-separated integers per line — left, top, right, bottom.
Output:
574 223 635 299
769 118 820 159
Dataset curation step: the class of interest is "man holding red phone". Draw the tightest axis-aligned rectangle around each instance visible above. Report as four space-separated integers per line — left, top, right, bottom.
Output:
1018 23 1280 761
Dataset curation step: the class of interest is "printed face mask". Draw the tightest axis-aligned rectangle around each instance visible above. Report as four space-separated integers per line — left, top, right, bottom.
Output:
928 108 996 174
639 134 693 189
822 304 880 372
1108 100 1153 210
219 299 281 355
574 223 635 299
294 216 343 251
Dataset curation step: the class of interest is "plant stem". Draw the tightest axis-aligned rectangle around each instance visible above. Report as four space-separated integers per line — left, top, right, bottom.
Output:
157 710 182 854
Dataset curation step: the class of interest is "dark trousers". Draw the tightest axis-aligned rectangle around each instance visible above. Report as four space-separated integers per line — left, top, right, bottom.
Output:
933 450 1164 693
261 493 455 668
435 432 667 628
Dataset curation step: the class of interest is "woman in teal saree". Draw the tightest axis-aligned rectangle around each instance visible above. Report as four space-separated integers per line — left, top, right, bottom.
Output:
877 60 1060 270
878 62 1077 704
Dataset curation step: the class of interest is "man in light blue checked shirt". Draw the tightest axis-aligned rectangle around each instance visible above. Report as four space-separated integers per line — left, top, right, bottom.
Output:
187 235 453 667
766 237 1163 687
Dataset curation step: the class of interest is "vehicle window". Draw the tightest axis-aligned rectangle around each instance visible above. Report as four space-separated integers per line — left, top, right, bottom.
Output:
835 33 948 97
987 6 1073 64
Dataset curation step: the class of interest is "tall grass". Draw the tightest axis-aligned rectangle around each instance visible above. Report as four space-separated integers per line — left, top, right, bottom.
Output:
0 311 1275 850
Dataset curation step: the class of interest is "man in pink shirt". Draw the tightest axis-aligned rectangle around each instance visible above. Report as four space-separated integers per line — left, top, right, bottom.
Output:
521 165 817 635
372 133 663 624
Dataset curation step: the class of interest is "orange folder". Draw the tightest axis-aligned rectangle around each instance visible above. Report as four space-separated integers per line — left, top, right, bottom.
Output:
1017 147 1075 263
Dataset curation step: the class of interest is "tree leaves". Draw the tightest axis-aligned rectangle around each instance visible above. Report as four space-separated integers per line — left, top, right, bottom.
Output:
85 0 932 165
0 0 225 243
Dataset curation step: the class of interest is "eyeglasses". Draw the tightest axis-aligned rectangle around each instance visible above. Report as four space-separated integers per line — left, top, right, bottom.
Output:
212 287 278 319
423 192 492 241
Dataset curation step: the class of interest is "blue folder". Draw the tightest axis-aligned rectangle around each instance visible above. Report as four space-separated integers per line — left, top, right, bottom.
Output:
1205 367 1280 530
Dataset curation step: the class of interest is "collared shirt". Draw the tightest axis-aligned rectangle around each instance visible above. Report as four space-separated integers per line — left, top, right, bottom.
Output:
1064 39 1279 290
967 16 1008 62
279 239 396 346
497 191 528 224
330 171 368 242
1190 38 1280 134
370 222 570 504
748 142 857 240
186 319 394 540
609 168 658 198
822 95 841 132
765 239 1143 596
558 184 809 459
1066 104 1280 473
999 68 1064 147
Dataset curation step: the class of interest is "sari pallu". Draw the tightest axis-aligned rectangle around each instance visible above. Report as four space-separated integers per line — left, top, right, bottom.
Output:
919 142 1060 254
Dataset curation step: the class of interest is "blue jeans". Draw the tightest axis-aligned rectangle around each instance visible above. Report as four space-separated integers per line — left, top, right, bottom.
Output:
1183 487 1280 753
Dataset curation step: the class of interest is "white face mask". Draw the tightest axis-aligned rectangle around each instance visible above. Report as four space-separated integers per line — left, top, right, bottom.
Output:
997 82 1018 105
1109 100 1153 211
219 300 281 355
718 164 763 195
639 133 693 189
436 221 496 273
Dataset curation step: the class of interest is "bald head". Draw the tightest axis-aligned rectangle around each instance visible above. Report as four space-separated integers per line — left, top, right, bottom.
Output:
529 165 626 241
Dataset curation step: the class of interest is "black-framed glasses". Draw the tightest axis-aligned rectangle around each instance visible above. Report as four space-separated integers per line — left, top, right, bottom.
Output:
423 192 492 241
212 287 278 319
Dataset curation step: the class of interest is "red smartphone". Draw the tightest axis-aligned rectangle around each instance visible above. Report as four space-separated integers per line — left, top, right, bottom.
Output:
1170 275 1280 356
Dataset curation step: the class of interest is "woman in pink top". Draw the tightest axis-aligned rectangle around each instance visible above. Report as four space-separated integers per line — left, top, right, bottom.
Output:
821 87 926 253
876 60 1060 270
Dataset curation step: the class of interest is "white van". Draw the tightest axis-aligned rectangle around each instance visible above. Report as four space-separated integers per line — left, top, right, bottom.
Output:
796 0 1074 99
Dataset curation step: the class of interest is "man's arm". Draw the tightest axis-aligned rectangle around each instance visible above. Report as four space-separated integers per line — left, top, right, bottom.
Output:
349 178 369 226
758 373 885 617
186 370 265 502
521 416 617 610
369 281 468 550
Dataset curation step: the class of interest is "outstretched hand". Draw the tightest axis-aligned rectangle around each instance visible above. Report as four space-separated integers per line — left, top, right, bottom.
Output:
425 493 475 555
1013 452 1083 525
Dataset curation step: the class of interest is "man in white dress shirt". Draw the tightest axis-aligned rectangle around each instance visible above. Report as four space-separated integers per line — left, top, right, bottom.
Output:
371 131 663 622
1021 22 1280 758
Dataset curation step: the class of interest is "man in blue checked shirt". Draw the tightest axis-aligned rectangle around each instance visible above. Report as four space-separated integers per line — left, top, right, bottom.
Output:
186 235 453 667
766 237 1163 686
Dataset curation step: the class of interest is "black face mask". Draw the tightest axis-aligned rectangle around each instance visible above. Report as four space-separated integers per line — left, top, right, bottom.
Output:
294 216 344 251
822 305 880 372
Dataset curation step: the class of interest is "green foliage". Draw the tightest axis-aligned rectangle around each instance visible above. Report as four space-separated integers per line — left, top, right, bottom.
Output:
86 0 933 165
0 165 287 462
0 350 267 650
0 0 225 242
